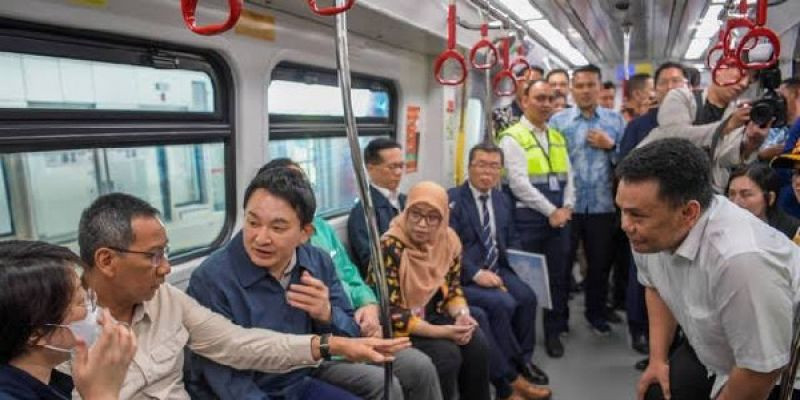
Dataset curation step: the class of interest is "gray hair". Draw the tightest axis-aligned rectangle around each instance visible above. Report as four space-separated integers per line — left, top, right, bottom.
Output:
78 193 160 267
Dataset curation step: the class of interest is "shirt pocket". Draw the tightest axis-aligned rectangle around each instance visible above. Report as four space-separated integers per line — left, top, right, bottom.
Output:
142 325 190 387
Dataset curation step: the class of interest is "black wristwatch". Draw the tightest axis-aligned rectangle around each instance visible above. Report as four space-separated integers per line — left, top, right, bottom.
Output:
319 333 332 360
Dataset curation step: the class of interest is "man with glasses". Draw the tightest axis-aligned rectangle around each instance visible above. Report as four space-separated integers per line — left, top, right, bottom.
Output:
498 80 575 359
448 143 552 400
348 138 406 277
71 192 409 400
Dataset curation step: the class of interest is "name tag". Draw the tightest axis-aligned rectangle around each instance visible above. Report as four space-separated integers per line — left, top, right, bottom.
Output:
548 174 561 192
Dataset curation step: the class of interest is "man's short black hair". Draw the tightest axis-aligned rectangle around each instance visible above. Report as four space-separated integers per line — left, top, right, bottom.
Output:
244 167 316 226
78 193 160 268
529 65 545 77
363 138 401 165
602 81 616 90
572 64 602 81
0 240 81 363
468 142 504 166
616 138 713 210
654 62 687 85
625 73 653 97
685 66 701 88
257 158 300 176
546 68 569 82
523 79 547 96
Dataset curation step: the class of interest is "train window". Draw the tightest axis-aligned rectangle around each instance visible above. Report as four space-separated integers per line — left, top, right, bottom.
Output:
0 20 235 262
0 163 11 236
268 63 396 217
1 143 226 254
0 52 214 113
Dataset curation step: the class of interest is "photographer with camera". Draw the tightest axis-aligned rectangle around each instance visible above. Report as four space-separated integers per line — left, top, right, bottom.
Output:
758 78 800 162
638 67 773 193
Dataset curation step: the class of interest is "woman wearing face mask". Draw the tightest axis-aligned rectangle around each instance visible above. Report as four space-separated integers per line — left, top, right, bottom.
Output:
0 240 137 400
375 181 491 400
727 164 800 241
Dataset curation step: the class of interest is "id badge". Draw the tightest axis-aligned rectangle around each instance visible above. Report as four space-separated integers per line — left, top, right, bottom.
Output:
548 174 561 192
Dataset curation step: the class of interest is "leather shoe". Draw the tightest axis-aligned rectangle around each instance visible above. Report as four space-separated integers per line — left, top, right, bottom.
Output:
605 307 623 324
511 376 552 400
635 357 649 371
545 335 564 359
520 362 549 385
632 334 649 355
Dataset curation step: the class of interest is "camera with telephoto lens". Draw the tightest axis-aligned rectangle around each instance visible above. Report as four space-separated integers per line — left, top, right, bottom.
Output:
749 66 787 128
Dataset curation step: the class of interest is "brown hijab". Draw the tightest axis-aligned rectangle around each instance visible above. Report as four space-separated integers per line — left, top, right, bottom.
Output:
383 181 462 309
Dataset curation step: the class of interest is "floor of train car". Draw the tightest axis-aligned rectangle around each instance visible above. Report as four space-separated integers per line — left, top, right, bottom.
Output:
532 293 643 400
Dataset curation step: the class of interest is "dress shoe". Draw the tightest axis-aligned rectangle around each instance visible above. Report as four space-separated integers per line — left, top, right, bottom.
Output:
587 318 612 336
520 362 549 385
511 376 552 400
605 307 623 324
632 333 649 355
635 357 649 371
545 335 564 358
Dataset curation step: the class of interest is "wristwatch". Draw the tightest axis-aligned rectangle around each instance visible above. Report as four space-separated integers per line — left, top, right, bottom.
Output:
319 333 332 360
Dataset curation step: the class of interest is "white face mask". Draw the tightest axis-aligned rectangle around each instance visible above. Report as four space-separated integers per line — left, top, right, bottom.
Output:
43 295 101 353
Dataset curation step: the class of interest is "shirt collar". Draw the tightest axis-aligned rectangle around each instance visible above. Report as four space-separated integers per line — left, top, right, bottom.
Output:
468 182 491 200
573 105 599 121
520 116 547 135
673 197 718 262
372 184 399 206
278 251 299 289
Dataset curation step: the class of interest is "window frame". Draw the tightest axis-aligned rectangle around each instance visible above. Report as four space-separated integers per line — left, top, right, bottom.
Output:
0 18 237 263
267 62 397 218
0 159 13 238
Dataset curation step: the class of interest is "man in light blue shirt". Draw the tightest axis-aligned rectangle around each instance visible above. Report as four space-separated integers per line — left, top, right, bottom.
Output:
549 64 625 334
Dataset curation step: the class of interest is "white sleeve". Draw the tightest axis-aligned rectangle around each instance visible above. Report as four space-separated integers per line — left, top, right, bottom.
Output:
499 136 557 216
563 154 576 209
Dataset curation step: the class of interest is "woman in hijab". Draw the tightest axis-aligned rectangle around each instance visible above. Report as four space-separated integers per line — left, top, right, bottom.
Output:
378 181 490 400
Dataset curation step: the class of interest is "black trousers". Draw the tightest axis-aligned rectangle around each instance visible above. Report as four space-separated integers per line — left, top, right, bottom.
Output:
567 213 617 323
645 340 799 400
411 331 491 400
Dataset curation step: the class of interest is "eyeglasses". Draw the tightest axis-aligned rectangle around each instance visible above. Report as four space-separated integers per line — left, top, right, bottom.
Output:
656 77 688 88
407 209 442 226
108 246 170 268
383 162 405 171
470 161 502 170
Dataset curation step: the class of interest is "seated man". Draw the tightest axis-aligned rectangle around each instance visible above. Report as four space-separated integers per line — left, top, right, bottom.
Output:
448 143 551 400
67 193 408 399
187 167 402 400
348 138 406 276
258 158 442 400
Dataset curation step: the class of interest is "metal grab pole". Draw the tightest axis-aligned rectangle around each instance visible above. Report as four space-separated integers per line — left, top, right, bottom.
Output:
334 5 394 400
778 311 800 399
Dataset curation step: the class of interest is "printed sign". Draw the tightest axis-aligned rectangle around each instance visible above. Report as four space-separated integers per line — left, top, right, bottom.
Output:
405 106 421 173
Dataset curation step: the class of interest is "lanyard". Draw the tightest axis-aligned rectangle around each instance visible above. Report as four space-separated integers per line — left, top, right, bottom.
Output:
528 126 555 173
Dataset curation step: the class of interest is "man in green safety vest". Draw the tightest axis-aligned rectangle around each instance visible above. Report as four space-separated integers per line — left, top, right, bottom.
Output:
497 79 575 359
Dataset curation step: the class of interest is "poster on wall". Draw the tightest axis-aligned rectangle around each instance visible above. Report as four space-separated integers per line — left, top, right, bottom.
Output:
405 105 421 173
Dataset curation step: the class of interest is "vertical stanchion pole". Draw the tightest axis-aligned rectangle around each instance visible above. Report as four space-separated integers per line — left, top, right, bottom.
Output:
333 3 393 399
778 311 800 399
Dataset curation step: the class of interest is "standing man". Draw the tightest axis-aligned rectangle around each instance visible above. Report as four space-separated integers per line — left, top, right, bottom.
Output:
616 138 800 399
448 143 552 400
618 62 688 367
493 65 546 134
498 80 575 357
546 69 570 101
348 138 406 277
599 81 616 110
550 64 625 335
625 73 655 119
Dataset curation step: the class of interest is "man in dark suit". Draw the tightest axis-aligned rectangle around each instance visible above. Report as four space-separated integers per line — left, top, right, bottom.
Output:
448 143 551 399
347 138 407 278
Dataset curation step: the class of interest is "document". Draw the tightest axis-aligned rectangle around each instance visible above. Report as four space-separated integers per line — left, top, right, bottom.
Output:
506 249 552 310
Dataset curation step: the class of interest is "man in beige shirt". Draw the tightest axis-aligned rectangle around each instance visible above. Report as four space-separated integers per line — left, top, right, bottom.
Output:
65 192 408 400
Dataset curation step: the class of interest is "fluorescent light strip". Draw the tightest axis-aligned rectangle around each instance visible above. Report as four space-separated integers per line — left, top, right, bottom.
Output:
528 19 588 65
684 37 710 60
497 0 542 20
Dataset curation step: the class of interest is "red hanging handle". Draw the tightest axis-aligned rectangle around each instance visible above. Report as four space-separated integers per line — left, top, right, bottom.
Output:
181 0 242 35
307 0 356 16
469 23 499 70
433 3 467 86
735 0 780 70
712 55 747 87
706 30 726 69
493 37 517 96
509 42 531 80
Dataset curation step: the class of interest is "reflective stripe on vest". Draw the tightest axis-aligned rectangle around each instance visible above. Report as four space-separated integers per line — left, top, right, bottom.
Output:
498 123 569 178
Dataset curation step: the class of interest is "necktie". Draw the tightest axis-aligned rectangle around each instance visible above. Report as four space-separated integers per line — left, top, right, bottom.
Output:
479 194 498 272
